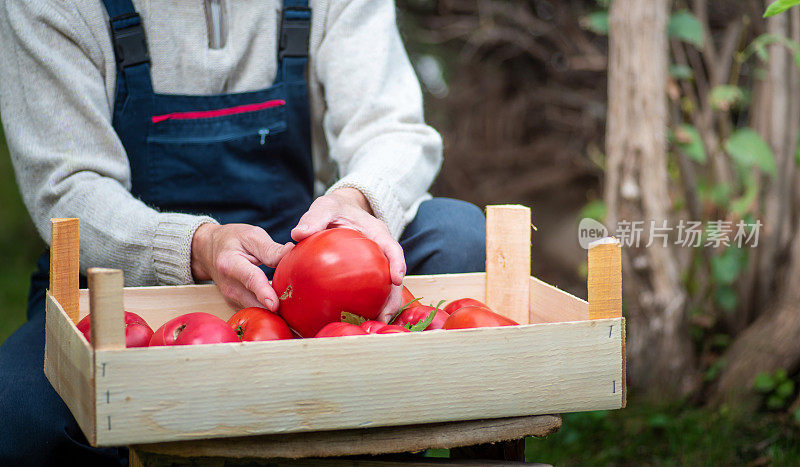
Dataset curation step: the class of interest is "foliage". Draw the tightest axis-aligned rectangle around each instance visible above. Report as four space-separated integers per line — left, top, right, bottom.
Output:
765 0 800 17
754 369 798 411
0 124 43 344
668 10 705 48
522 402 800 465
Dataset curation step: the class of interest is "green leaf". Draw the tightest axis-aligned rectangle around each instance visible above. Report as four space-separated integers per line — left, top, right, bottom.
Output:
775 379 795 399
725 129 777 176
579 199 606 222
731 172 759 216
668 10 705 48
714 286 738 312
409 309 437 332
581 11 609 35
753 372 776 393
704 358 727 382
709 85 745 111
767 394 785 410
340 311 366 326
673 123 707 164
711 247 746 285
669 64 694 80
764 0 800 17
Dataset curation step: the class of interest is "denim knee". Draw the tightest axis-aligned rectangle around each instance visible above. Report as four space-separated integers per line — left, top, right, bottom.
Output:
401 198 486 275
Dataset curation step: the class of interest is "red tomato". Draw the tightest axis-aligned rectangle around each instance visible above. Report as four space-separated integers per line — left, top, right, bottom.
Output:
360 320 387 333
443 306 519 330
375 324 410 334
315 322 368 338
149 312 239 346
401 285 418 308
359 321 411 334
273 228 392 337
392 306 450 331
76 311 154 348
227 307 293 342
443 298 489 315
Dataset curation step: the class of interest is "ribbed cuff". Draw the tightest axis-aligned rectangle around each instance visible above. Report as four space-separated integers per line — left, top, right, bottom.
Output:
152 213 218 286
327 173 406 238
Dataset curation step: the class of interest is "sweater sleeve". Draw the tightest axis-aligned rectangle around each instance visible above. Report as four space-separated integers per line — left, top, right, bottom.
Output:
0 0 216 286
316 0 442 238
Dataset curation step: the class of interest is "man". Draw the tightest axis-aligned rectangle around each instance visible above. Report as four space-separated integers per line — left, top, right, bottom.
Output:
0 0 486 463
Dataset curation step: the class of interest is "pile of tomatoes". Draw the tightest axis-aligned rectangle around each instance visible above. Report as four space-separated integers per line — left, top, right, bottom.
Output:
77 228 519 348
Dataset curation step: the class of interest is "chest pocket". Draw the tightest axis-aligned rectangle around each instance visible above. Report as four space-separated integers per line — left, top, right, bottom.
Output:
143 100 290 213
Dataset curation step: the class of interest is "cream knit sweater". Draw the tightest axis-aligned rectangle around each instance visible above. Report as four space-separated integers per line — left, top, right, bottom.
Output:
0 0 442 286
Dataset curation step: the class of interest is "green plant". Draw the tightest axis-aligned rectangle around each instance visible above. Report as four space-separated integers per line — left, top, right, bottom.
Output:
753 369 797 410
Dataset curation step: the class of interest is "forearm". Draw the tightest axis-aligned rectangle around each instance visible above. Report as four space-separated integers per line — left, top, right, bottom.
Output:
38 174 216 286
317 0 443 238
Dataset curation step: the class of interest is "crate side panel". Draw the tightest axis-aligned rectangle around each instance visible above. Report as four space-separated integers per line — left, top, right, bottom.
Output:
44 293 96 444
402 273 486 304
79 285 237 330
530 277 589 323
93 318 624 446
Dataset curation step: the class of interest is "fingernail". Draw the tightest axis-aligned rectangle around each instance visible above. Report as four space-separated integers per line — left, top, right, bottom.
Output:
295 224 308 231
264 298 276 310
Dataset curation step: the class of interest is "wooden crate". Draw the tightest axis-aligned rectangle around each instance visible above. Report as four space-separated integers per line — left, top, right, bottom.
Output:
44 206 625 447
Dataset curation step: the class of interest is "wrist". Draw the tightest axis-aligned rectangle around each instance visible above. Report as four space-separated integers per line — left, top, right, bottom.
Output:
191 223 217 281
330 187 373 215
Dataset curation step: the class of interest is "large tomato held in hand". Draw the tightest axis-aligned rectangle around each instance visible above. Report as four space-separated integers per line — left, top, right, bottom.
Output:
315 322 369 338
227 307 293 342
77 311 153 348
149 312 239 346
443 306 519 330
392 305 450 331
273 228 392 337
443 298 489 315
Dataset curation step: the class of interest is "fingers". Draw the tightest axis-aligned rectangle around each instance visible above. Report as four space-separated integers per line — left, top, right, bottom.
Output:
292 198 337 242
376 284 403 323
292 194 407 285
240 227 293 268
217 252 279 311
349 208 406 286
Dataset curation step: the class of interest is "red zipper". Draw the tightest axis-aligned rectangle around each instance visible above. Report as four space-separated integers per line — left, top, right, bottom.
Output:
151 99 286 123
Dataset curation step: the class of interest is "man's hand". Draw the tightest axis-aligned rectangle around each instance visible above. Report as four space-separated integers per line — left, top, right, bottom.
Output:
191 223 293 311
291 188 406 321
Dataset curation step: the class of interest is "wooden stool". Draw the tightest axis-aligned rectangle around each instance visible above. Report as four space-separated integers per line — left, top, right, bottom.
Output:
129 414 561 466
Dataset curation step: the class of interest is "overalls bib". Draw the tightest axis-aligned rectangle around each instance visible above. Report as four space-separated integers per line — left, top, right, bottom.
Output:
105 0 314 245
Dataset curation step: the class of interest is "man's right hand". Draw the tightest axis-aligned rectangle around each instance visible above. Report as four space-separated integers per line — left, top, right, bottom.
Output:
190 223 293 312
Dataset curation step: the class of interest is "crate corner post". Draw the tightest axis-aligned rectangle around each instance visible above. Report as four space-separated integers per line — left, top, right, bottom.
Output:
49 218 80 324
485 205 532 325
587 236 625 407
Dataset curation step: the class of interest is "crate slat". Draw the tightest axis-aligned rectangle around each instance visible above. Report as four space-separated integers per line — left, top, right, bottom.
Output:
79 273 590 328
91 317 624 446
44 292 96 444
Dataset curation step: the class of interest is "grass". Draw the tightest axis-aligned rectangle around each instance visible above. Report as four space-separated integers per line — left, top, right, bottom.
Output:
0 125 44 344
423 400 800 465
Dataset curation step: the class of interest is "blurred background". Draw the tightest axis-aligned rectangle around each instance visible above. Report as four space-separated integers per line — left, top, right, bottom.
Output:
3 0 800 463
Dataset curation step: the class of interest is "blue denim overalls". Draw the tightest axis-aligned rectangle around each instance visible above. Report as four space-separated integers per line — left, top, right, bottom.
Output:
107 0 314 242
0 1 489 463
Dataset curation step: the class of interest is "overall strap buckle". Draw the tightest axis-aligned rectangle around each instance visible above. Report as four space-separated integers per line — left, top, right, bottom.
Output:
279 7 311 59
109 13 150 68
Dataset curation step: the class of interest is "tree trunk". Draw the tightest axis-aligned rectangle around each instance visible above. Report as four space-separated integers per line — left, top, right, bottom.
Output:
605 0 700 397
713 7 800 408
